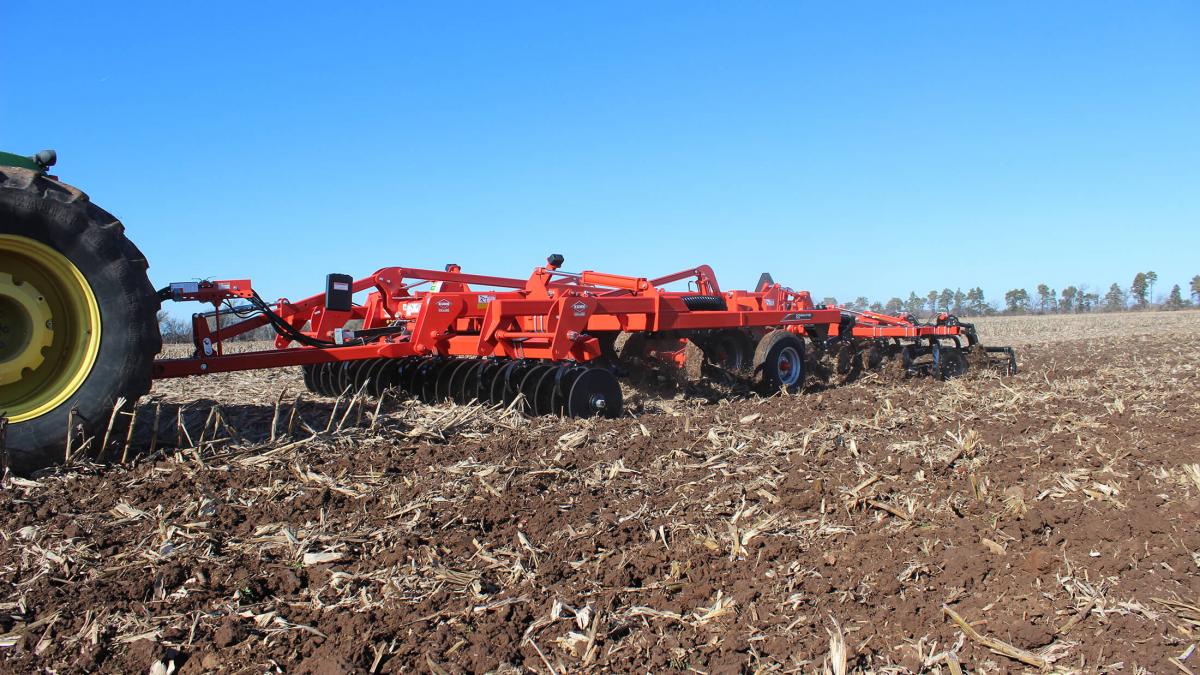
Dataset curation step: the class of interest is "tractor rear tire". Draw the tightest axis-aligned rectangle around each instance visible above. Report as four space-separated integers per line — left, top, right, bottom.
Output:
0 167 161 475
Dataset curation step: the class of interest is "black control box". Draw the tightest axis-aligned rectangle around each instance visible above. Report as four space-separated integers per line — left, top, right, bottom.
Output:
325 273 353 312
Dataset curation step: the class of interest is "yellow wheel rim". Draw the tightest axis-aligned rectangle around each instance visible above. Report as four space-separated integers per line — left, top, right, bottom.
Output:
0 234 101 423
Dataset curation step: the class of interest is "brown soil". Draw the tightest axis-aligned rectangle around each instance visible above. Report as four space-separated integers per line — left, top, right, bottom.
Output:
1 329 1198 673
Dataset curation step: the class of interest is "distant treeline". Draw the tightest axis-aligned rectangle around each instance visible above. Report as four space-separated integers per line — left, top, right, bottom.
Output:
826 272 1200 317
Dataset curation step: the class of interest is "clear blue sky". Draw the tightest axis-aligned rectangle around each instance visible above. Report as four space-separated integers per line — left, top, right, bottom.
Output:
4 2 1198 311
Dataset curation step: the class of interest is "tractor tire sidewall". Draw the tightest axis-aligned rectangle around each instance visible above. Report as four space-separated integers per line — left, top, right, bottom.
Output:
753 331 805 394
1 169 161 475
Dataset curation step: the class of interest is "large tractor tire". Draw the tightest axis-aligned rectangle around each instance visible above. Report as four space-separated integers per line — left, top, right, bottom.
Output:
0 167 161 474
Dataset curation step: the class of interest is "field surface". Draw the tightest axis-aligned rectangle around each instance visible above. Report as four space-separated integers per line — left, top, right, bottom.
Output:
1 311 1198 673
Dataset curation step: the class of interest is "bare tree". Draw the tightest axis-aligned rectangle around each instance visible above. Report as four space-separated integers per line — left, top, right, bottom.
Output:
157 311 192 343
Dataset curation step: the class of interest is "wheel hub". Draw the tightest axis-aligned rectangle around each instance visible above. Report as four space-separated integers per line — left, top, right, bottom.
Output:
0 271 55 385
0 234 101 423
776 346 802 386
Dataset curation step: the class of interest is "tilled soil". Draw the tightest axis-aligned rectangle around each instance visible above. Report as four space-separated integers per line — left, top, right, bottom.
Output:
1 330 1198 673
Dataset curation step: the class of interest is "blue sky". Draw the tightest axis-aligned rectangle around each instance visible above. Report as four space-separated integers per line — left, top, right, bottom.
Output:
4 2 1197 311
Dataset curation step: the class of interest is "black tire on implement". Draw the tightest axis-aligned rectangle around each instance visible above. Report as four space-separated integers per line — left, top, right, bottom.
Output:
0 167 161 474
752 330 806 394
681 295 727 311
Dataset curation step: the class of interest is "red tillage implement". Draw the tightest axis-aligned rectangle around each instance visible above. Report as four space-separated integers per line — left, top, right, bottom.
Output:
153 255 1015 418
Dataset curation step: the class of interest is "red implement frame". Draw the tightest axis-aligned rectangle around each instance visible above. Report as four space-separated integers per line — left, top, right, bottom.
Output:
153 260 842 379
835 309 978 342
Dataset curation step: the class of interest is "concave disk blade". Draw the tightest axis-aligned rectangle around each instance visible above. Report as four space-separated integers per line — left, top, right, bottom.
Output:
449 360 478 404
417 358 446 402
396 357 424 395
437 359 467 402
552 365 585 416
532 365 562 416
335 362 354 395
566 368 622 419
518 364 553 415
474 360 504 404
366 359 396 397
302 364 318 393
317 362 338 396
501 361 537 406
347 359 372 393
491 361 518 405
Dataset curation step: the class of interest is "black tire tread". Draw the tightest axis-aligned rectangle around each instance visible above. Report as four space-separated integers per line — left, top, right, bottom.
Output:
0 167 161 474
752 330 805 393
681 295 727 311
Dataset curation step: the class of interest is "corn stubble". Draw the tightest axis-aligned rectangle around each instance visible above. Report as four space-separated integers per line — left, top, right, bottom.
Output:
1 311 1198 673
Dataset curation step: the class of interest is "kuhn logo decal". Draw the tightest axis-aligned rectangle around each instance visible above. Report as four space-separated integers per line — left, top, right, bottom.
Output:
436 299 452 312
572 301 588 316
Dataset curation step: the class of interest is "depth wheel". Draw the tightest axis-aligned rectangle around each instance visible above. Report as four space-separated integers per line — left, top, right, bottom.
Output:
752 331 805 394
1 167 161 474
